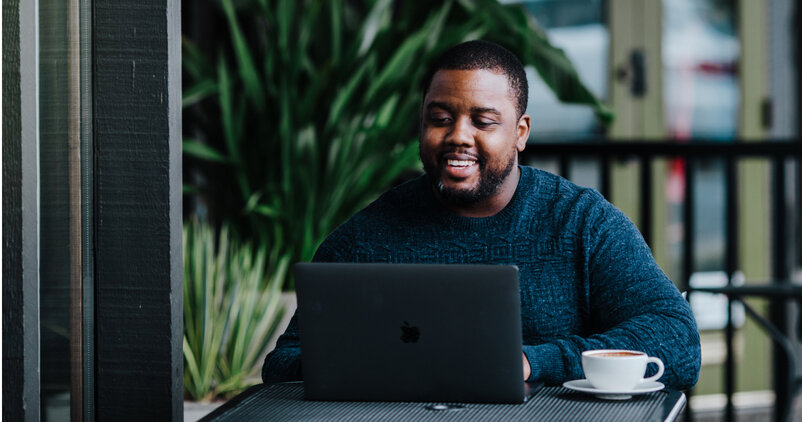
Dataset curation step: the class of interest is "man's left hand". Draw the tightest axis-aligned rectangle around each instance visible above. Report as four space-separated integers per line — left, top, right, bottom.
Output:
522 352 531 380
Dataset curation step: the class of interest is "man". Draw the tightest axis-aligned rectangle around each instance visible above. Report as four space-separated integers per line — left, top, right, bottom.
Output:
263 40 701 389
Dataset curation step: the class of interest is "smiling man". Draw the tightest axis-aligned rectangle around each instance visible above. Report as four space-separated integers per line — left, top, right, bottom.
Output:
263 40 701 390
420 66 528 217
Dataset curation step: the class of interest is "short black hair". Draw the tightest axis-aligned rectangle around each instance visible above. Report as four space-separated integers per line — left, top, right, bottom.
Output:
421 40 528 117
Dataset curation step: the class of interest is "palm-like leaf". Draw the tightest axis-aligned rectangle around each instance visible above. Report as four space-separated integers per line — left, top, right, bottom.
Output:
182 219 285 401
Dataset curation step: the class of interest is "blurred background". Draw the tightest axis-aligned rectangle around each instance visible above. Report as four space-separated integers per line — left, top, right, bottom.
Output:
177 0 802 420
31 0 801 420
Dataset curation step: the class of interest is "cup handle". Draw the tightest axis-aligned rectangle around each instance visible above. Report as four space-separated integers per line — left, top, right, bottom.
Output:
643 357 664 383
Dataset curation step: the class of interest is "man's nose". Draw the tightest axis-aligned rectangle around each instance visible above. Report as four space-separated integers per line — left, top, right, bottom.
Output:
446 117 474 146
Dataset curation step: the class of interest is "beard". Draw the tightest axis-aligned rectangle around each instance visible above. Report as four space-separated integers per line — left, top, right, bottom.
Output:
425 150 517 207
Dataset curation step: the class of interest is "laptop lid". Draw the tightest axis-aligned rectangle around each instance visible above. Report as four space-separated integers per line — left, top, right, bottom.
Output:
295 262 530 403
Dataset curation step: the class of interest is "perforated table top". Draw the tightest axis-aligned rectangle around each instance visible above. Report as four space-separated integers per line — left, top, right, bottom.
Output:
200 382 686 422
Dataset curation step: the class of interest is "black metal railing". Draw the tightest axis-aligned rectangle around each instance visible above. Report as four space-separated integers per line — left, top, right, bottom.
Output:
520 139 802 422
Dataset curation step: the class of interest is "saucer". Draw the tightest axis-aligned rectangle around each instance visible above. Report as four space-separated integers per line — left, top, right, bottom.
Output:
562 379 665 400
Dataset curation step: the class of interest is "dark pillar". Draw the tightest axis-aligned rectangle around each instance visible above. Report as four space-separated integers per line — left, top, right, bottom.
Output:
93 0 182 420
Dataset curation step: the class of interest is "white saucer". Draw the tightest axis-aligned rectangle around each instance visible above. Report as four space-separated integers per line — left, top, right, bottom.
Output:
562 379 665 400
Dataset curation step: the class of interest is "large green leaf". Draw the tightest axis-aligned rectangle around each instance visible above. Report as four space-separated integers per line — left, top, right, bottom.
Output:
220 0 265 113
183 138 229 163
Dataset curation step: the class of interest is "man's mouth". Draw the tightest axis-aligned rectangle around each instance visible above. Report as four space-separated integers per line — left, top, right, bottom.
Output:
438 153 481 180
446 159 477 168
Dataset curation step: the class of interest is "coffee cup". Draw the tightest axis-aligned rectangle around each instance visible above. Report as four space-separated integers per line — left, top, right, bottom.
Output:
581 349 664 391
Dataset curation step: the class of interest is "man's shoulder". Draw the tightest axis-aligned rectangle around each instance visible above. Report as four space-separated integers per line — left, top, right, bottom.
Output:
520 165 604 206
379 172 428 203
313 174 427 261
517 165 617 236
351 173 427 220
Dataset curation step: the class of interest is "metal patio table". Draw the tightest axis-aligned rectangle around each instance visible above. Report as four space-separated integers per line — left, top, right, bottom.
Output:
200 381 686 421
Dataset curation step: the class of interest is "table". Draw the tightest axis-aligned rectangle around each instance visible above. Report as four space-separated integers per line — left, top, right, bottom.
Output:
200 382 686 421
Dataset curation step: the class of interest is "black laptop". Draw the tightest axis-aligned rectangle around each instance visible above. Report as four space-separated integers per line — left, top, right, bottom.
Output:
294 262 542 404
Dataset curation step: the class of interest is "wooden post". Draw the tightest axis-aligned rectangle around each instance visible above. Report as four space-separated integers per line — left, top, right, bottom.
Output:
93 0 182 419
2 0 41 419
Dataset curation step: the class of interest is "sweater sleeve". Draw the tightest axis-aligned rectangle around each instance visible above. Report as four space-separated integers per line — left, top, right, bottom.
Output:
261 223 352 384
523 192 701 391
261 313 303 384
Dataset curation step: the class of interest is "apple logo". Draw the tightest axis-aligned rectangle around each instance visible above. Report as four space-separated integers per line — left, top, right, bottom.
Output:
400 321 420 343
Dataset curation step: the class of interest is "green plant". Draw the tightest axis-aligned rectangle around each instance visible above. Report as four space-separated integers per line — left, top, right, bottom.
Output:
183 218 287 401
182 0 611 288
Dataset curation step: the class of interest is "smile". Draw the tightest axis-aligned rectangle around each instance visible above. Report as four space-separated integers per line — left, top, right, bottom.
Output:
447 159 477 168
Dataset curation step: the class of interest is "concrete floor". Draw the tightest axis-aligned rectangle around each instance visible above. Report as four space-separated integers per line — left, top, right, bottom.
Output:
184 401 223 422
678 395 802 422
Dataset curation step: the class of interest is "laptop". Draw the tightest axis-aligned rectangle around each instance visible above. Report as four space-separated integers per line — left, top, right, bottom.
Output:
294 262 542 403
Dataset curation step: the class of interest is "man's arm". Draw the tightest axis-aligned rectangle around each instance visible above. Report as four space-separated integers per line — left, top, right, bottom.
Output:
523 192 701 390
261 314 303 384
261 223 353 384
522 291 699 389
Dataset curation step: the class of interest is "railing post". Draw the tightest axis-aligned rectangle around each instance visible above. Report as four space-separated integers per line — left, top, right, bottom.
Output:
639 155 653 247
771 156 790 422
559 155 570 181
682 156 696 422
600 156 611 200
724 155 738 422
682 157 695 294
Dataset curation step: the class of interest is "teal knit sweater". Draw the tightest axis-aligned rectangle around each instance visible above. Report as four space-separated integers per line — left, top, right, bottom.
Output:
262 166 701 390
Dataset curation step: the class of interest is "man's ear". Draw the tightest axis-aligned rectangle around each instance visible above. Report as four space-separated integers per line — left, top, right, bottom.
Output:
516 114 531 152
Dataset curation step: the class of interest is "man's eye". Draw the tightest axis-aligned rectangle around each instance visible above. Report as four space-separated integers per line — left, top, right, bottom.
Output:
474 119 497 128
429 115 452 124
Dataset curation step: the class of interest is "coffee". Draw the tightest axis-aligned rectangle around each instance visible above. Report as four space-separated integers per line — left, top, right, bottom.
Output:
592 351 641 358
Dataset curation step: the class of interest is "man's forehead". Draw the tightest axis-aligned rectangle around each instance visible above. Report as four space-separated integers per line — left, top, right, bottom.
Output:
425 69 515 108
430 68 510 87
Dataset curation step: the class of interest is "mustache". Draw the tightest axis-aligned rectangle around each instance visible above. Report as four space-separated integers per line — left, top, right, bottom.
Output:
437 149 484 165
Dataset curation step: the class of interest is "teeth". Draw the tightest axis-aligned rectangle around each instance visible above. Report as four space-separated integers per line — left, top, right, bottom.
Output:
447 159 476 167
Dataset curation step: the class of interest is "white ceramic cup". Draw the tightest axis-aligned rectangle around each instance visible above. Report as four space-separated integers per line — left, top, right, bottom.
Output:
581 349 664 391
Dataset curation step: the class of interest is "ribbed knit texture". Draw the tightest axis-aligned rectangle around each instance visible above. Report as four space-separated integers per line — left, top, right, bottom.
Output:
262 166 701 390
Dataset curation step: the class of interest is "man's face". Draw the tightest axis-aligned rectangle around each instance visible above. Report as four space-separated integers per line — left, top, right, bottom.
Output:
420 69 529 208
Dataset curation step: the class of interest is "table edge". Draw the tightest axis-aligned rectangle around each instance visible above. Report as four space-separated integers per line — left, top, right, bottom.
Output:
199 382 688 422
197 383 276 422
664 391 687 422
